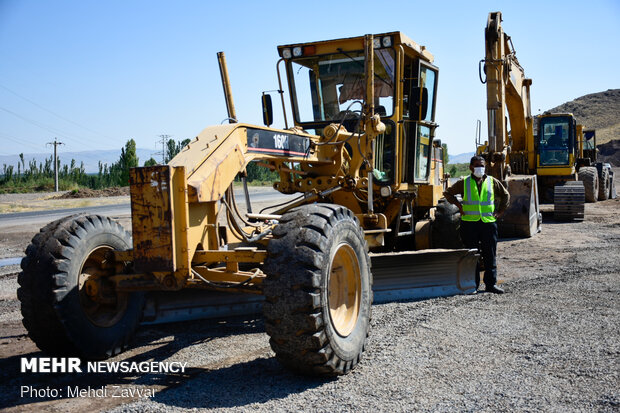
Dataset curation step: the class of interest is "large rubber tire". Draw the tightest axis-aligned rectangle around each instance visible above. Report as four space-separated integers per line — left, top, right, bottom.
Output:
598 168 610 201
17 214 144 359
263 204 372 376
578 166 599 203
432 198 464 249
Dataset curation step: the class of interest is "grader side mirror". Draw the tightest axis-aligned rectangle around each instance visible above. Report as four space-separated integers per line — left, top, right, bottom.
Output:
262 93 273 127
409 87 428 121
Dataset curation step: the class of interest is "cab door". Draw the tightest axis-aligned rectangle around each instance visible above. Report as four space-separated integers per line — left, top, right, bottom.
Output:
402 59 438 184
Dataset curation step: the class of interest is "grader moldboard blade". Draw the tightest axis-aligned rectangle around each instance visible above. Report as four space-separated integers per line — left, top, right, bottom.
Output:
141 249 478 325
498 175 542 238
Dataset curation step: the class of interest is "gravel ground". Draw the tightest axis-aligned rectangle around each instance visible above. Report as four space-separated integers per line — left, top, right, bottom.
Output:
0 184 618 412
106 235 619 412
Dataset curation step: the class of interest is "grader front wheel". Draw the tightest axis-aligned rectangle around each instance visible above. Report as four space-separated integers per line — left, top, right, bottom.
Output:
17 215 144 359
263 204 372 376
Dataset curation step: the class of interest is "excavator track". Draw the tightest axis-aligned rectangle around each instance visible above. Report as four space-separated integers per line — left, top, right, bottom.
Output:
553 181 585 221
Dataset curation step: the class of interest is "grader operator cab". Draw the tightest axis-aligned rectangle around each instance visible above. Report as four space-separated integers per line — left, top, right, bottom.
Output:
18 33 477 376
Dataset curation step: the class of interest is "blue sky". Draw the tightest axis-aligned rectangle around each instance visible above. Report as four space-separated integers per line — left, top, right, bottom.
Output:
0 0 618 159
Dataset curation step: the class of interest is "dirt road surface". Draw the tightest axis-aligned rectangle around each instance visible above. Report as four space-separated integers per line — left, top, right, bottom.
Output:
0 182 618 412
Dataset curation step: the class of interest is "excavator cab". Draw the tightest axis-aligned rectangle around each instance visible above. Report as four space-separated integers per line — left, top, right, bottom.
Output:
582 129 596 161
538 115 574 167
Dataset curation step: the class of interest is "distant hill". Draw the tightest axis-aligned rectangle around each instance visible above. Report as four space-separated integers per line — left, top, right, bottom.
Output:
448 152 475 164
0 148 157 174
545 89 620 146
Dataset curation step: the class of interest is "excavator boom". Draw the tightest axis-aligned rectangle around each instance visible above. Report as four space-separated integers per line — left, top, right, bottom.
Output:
481 11 541 237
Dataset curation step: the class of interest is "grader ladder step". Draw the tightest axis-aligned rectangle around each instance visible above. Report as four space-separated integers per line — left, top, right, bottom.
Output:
141 249 478 325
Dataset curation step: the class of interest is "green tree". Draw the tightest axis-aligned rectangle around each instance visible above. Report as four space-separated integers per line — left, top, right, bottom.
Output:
449 165 457 177
144 157 158 167
441 143 449 165
165 138 192 163
118 139 139 185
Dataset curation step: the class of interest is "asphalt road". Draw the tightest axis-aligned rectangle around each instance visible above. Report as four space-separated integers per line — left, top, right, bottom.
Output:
0 188 298 266
0 188 296 229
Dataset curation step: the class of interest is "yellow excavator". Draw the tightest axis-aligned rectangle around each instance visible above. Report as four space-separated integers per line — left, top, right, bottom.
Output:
18 33 477 376
478 11 614 228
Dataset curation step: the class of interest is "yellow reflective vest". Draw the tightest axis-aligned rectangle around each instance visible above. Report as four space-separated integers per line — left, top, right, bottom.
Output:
462 175 496 223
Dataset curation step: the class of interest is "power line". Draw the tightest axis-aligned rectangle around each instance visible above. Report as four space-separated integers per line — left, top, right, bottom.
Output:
154 134 172 164
0 132 47 153
0 83 115 141
0 106 89 147
46 138 64 192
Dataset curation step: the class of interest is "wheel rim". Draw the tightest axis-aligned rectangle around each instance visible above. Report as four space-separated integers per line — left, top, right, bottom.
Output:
78 245 128 327
328 243 361 337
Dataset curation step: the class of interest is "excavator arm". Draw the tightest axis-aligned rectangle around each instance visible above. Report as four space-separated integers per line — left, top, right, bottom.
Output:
483 11 535 177
480 11 541 237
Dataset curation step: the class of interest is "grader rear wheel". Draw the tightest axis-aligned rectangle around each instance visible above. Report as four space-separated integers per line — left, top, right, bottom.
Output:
17 214 144 359
263 204 372 376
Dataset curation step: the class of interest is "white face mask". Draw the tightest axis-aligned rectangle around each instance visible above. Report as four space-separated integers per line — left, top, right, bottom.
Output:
473 167 485 178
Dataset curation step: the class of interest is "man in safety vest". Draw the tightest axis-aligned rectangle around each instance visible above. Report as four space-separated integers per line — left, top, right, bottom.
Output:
443 155 510 294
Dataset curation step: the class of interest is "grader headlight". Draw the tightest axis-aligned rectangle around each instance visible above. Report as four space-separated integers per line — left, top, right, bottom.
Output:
282 48 292 59
293 46 303 57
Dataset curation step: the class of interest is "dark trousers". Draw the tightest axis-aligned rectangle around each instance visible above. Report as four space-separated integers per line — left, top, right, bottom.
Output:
459 220 498 288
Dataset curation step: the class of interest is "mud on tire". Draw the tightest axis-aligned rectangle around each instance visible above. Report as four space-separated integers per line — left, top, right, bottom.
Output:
17 214 144 359
578 166 599 203
263 204 372 376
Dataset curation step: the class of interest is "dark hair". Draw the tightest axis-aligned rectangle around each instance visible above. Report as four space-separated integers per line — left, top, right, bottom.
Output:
470 155 485 166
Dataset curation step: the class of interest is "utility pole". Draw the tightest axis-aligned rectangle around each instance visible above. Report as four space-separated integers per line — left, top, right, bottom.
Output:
46 138 64 192
156 135 171 164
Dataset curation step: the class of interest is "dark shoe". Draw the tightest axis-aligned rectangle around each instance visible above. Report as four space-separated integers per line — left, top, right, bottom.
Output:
485 285 504 294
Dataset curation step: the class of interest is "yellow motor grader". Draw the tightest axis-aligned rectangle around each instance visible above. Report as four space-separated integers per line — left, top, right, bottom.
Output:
18 33 477 376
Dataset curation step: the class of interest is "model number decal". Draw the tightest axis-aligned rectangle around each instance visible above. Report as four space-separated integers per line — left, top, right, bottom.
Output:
273 134 289 150
247 128 310 157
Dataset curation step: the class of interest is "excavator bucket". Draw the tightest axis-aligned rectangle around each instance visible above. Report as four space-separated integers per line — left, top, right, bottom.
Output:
498 175 542 238
141 249 478 325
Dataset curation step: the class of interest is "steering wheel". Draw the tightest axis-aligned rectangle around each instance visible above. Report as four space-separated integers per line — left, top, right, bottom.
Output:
335 110 361 122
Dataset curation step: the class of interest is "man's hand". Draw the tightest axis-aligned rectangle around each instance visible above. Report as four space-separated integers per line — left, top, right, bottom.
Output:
456 201 464 216
494 211 504 219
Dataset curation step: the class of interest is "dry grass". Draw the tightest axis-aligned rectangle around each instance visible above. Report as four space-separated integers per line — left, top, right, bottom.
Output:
547 88 620 145
0 195 128 214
